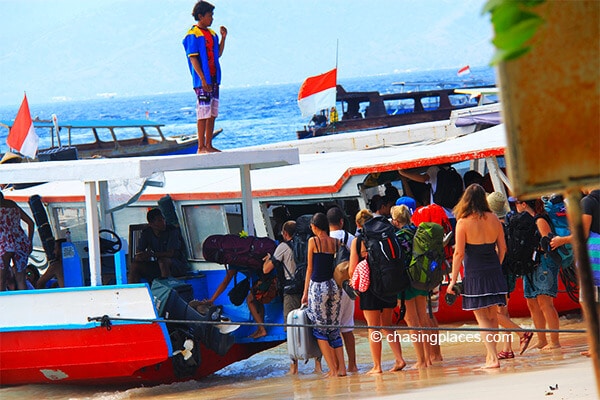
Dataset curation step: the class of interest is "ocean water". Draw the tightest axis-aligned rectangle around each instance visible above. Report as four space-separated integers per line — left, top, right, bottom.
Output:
0 67 496 154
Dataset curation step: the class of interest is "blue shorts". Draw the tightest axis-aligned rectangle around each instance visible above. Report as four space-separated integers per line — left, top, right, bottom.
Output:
523 253 559 298
194 84 219 119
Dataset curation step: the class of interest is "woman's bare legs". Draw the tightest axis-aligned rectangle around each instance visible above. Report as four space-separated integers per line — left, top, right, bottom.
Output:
473 306 500 368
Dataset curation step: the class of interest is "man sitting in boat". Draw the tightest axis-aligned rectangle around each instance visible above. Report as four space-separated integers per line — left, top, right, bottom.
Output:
128 208 188 283
308 113 328 136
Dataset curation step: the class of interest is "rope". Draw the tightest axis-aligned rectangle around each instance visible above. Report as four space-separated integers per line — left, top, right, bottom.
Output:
88 315 586 334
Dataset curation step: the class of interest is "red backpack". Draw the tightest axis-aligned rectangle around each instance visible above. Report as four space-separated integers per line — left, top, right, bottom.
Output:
411 204 453 262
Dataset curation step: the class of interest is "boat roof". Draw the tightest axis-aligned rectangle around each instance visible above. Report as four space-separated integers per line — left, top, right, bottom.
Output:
3 124 506 203
0 119 165 130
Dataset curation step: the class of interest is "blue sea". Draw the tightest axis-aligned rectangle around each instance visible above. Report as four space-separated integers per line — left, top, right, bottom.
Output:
0 67 496 154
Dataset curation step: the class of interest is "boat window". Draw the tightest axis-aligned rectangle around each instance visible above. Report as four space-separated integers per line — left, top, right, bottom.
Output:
112 206 149 241
448 94 477 107
420 95 441 111
18 204 42 249
182 204 243 260
384 99 415 115
51 206 87 241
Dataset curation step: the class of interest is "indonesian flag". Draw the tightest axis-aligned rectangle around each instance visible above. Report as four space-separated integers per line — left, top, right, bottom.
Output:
297 68 337 117
7 94 39 158
457 65 471 77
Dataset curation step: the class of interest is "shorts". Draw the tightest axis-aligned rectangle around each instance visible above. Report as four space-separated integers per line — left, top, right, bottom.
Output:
523 254 559 298
283 293 302 320
194 84 219 119
430 285 440 313
338 291 355 333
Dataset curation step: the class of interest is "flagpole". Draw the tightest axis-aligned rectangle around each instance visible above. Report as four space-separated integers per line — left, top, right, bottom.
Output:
335 39 339 70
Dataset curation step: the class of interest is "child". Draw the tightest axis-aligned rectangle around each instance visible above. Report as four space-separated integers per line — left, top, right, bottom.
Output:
183 1 228 153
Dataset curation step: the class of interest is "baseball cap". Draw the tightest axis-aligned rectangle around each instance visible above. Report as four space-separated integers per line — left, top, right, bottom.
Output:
395 196 416 213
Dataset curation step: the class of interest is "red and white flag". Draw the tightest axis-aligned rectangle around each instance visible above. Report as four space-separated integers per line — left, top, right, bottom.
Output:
457 65 471 77
7 94 39 158
297 68 337 117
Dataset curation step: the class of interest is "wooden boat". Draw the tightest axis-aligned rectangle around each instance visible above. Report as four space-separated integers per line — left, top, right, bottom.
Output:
0 123 580 385
0 150 298 386
0 119 222 159
296 84 499 139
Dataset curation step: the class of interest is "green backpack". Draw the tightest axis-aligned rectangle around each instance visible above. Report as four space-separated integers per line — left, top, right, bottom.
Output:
408 222 445 291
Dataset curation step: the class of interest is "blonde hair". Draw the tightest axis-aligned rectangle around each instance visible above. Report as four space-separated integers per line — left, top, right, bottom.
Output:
391 205 411 226
355 209 373 228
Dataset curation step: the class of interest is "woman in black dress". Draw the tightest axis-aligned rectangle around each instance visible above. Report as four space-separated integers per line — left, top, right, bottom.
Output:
447 184 508 369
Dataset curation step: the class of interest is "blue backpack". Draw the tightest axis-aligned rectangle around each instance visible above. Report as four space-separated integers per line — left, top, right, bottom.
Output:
543 195 574 268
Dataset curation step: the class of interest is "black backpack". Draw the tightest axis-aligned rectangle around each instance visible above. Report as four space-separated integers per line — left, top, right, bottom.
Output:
358 215 410 301
274 240 306 295
504 211 540 276
432 166 464 209
275 214 312 295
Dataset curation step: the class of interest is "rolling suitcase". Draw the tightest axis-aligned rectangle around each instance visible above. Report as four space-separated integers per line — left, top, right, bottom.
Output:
286 305 322 361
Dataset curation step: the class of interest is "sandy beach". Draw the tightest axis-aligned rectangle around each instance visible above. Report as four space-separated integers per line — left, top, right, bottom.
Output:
1 315 595 400
215 316 598 400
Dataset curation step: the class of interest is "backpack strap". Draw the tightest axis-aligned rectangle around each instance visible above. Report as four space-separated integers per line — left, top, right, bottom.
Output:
314 236 321 253
278 241 295 280
355 235 365 261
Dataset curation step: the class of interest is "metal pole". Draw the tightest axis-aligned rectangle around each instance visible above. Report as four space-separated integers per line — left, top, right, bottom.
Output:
84 181 101 287
240 165 254 235
566 188 600 395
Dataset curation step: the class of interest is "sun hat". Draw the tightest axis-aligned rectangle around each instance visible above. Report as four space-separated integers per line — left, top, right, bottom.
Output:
395 196 416 213
0 151 22 164
487 191 508 218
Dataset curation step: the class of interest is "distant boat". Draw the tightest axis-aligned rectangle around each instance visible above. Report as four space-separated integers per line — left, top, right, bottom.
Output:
0 119 223 160
296 84 499 139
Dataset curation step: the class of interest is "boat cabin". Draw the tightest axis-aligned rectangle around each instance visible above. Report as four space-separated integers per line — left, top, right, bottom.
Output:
297 84 499 139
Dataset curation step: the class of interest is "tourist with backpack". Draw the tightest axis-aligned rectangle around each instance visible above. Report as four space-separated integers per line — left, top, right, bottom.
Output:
487 192 534 358
263 220 322 375
348 209 406 374
391 204 432 369
301 213 346 378
549 188 600 357
512 198 562 351
327 207 358 373
448 184 508 369
398 165 464 227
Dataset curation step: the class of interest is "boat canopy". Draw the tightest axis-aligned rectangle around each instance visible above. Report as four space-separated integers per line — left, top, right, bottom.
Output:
0 149 300 286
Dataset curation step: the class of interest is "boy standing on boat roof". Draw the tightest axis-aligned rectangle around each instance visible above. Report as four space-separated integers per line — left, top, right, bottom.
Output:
183 1 227 153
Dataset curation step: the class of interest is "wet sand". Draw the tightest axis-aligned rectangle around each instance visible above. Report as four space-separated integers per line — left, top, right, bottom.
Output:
1 317 595 399
195 317 595 399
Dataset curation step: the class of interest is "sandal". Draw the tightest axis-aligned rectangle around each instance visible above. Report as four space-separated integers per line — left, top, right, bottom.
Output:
497 351 515 359
520 332 533 355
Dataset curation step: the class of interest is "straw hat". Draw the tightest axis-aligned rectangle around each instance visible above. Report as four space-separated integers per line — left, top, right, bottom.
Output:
487 191 508 218
0 151 22 164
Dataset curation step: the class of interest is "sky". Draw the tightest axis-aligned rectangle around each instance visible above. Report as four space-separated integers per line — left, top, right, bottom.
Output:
0 0 495 106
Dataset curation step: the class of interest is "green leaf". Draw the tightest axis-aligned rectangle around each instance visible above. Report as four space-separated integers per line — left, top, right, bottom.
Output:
490 3 523 32
489 46 531 65
481 0 506 14
492 17 544 50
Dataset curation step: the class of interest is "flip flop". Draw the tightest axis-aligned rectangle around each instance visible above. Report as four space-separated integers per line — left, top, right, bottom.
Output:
520 332 533 355
497 351 515 359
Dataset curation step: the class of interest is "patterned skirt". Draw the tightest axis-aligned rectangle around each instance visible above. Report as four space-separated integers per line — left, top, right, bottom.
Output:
306 279 343 348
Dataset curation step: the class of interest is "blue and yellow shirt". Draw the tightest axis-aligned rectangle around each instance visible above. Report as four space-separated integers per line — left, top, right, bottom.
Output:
182 25 221 88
